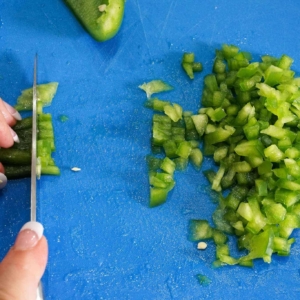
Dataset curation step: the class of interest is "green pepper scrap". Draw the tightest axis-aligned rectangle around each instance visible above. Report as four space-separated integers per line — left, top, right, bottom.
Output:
64 0 125 42
181 52 203 79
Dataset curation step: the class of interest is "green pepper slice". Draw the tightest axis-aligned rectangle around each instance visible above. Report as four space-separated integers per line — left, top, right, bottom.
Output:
64 0 125 42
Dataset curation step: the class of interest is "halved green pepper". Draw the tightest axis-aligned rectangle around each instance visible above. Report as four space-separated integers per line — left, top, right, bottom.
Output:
64 0 125 42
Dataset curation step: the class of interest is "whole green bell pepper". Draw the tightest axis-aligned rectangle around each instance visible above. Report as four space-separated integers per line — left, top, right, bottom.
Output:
64 0 125 42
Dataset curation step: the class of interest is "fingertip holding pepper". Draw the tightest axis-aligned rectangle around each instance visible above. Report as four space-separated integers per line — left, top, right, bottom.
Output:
10 128 20 143
3 102 22 121
0 172 7 189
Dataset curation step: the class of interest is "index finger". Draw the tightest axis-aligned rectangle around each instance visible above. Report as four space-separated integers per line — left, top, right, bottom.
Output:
0 109 14 148
0 98 18 127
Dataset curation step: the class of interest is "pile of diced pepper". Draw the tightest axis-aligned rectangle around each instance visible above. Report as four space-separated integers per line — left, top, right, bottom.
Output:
141 44 300 267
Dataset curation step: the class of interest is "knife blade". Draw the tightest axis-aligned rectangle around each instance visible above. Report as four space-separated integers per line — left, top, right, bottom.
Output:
31 55 44 300
31 54 38 222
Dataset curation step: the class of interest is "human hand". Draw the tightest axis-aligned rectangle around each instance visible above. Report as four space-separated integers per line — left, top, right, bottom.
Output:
0 97 22 188
0 222 48 300
0 99 48 299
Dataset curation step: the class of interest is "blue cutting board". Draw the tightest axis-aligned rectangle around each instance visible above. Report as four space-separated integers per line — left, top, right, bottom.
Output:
1 1 300 299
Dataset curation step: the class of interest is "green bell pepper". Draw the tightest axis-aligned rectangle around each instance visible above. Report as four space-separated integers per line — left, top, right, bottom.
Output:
64 0 125 42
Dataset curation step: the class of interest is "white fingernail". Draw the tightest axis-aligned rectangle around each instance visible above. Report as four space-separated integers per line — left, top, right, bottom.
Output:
4 102 22 120
0 173 7 189
12 111 22 121
10 128 20 143
15 222 44 250
20 221 44 240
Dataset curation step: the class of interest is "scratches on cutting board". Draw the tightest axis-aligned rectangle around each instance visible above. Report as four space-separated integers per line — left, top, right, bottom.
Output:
38 4 61 35
177 19 203 42
208 21 217 45
135 0 152 61
40 9 53 26
103 24 140 74
97 20 139 74
158 0 178 42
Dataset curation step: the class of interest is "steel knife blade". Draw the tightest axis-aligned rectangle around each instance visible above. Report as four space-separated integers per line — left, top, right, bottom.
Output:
31 55 44 300
31 54 38 222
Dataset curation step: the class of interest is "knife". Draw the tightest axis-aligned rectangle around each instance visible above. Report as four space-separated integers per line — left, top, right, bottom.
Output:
31 55 44 300
31 55 37 222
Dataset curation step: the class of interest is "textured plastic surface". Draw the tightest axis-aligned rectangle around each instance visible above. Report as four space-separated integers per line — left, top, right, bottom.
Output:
1 1 300 299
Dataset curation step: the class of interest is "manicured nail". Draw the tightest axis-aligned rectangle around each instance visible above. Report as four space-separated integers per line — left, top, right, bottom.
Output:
10 128 20 143
4 102 22 120
0 173 7 189
14 222 44 251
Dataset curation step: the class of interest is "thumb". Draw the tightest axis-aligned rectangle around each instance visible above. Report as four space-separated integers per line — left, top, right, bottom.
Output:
0 222 48 300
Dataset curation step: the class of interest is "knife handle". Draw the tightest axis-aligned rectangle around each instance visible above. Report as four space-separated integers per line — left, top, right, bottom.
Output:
36 282 44 300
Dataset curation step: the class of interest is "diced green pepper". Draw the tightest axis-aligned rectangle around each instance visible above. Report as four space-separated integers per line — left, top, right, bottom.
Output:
164 103 183 122
275 189 300 207
262 201 286 224
213 229 228 245
273 237 292 256
162 140 178 158
140 80 173 99
264 145 285 162
191 114 208 136
240 229 274 262
160 157 176 175
196 274 212 286
189 148 203 169
189 220 214 241
176 141 192 158
149 187 169 208
181 52 203 79
204 126 235 145
144 98 170 111
15 82 58 111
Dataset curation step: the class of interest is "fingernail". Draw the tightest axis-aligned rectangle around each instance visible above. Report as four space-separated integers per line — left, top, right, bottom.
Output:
10 128 20 143
12 111 22 121
4 102 22 120
0 173 7 189
14 222 44 251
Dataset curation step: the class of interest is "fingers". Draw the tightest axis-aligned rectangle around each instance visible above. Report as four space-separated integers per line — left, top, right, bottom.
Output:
0 172 7 189
0 110 14 148
0 164 7 190
0 98 21 148
0 98 22 186
0 222 48 300
0 99 21 127
3 102 22 123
